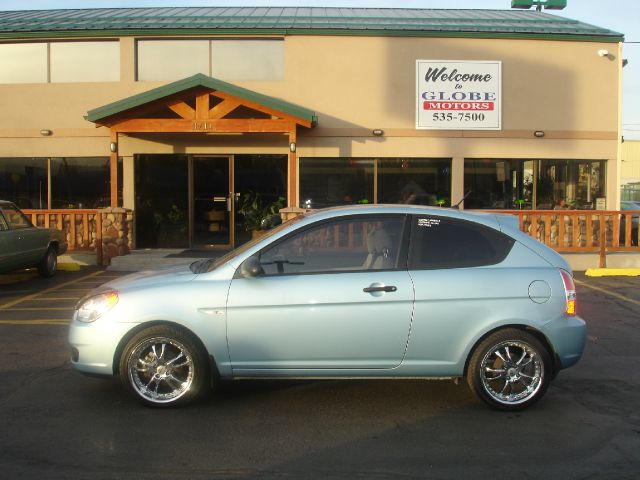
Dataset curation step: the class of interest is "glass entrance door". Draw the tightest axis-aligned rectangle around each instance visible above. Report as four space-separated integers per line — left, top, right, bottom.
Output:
191 156 233 248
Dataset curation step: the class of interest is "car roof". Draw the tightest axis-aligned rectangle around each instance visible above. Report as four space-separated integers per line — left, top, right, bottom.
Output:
302 204 503 229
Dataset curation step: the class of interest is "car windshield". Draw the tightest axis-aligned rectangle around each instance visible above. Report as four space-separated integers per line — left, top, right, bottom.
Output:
190 214 305 274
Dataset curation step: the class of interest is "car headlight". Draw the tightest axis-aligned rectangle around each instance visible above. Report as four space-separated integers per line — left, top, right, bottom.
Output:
75 290 119 323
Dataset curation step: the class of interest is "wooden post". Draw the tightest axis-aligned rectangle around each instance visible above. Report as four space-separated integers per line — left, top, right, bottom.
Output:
288 129 298 208
599 213 607 268
110 131 118 208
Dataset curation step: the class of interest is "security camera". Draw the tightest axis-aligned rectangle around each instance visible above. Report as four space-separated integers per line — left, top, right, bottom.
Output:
598 49 610 57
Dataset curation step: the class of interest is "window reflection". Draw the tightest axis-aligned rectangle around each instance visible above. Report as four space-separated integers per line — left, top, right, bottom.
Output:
299 158 451 209
464 159 606 210
50 157 116 209
378 159 450 206
137 40 209 81
259 216 405 275
0 41 119 84
0 158 47 209
0 43 47 84
300 158 374 208
50 42 119 83
137 39 284 81
134 154 189 249
212 40 284 81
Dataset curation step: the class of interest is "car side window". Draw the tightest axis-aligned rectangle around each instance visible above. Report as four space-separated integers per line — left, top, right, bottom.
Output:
0 212 8 231
1 205 32 230
258 215 406 275
409 215 514 270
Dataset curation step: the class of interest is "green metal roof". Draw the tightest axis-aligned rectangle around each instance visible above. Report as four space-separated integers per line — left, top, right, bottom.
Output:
85 73 318 125
0 7 624 42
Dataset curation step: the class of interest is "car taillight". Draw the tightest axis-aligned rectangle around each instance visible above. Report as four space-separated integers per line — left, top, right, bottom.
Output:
560 269 576 317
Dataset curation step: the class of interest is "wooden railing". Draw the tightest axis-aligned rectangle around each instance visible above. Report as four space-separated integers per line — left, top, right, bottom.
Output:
23 209 102 251
491 210 640 252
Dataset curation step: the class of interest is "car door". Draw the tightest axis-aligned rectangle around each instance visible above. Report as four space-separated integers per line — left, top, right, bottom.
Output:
0 203 45 268
402 214 538 371
226 214 414 373
0 208 23 272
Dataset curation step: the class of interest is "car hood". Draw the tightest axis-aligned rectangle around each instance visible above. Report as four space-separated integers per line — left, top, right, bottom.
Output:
100 263 196 292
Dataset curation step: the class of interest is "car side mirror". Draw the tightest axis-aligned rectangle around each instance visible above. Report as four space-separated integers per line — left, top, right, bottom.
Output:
240 256 265 278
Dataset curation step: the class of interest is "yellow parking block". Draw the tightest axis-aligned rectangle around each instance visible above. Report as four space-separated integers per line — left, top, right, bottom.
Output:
58 263 81 272
585 268 640 277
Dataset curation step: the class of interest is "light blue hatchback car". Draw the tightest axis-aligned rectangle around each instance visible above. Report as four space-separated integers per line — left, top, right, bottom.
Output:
69 205 585 410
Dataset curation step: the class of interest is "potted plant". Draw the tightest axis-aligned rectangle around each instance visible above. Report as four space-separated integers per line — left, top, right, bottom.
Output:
238 191 285 237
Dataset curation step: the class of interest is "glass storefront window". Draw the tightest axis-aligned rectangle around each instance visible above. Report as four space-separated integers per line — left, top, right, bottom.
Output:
300 158 374 209
377 158 450 206
50 41 120 83
212 40 284 81
0 41 119 84
464 159 533 210
137 40 209 81
137 39 284 82
135 154 189 248
234 154 287 246
0 158 47 208
0 43 47 84
465 159 605 210
300 158 451 209
50 157 112 209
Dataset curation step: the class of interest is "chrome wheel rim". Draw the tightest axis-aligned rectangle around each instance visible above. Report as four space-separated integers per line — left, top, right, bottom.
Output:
480 340 544 405
127 336 194 404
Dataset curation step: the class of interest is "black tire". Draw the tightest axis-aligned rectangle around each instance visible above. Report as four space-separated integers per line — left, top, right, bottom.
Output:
37 246 57 278
466 328 552 411
118 325 209 408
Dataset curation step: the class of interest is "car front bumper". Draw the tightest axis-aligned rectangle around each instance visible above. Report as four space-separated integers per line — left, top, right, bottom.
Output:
68 312 135 376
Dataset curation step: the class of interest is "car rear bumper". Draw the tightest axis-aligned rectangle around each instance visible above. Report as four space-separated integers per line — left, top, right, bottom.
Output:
544 315 587 370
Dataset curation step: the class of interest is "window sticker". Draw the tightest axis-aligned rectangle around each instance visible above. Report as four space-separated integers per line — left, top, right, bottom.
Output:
418 218 440 228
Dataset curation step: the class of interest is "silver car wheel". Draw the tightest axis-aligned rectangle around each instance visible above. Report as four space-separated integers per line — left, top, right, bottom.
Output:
479 340 543 406
126 336 195 404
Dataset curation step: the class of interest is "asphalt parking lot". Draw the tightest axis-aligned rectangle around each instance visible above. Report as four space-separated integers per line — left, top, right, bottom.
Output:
0 267 639 479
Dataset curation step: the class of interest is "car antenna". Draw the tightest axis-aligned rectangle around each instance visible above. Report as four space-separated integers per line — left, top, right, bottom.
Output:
451 190 472 210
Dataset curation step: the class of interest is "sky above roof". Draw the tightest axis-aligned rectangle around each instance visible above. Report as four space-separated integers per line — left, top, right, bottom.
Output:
1 0 638 139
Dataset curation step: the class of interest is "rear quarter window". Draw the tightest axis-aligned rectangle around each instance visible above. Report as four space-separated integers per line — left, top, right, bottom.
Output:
409 215 514 270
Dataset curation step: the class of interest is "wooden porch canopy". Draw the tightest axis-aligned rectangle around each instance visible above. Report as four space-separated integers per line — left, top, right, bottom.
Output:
85 73 317 208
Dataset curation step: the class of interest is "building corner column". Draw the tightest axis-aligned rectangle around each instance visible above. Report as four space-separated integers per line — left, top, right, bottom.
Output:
110 131 119 208
451 156 465 208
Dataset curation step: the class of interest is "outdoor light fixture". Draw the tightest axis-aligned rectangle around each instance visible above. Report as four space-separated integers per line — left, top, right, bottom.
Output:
39 129 52 136
598 49 610 58
289 142 296 152
511 0 566 11
109 142 118 152
534 130 545 138
372 129 384 136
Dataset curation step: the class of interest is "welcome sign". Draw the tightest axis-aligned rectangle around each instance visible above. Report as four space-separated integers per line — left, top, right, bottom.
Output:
416 60 502 130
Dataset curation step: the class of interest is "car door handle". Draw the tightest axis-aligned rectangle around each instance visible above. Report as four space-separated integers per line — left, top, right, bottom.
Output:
363 285 397 293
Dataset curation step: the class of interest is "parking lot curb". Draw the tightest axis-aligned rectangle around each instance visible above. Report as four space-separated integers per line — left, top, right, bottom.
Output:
585 268 640 277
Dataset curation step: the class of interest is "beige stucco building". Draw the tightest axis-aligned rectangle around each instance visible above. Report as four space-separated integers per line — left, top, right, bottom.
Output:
0 7 625 250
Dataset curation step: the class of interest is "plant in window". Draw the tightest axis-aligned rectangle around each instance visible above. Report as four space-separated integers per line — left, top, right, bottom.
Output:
238 191 285 232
